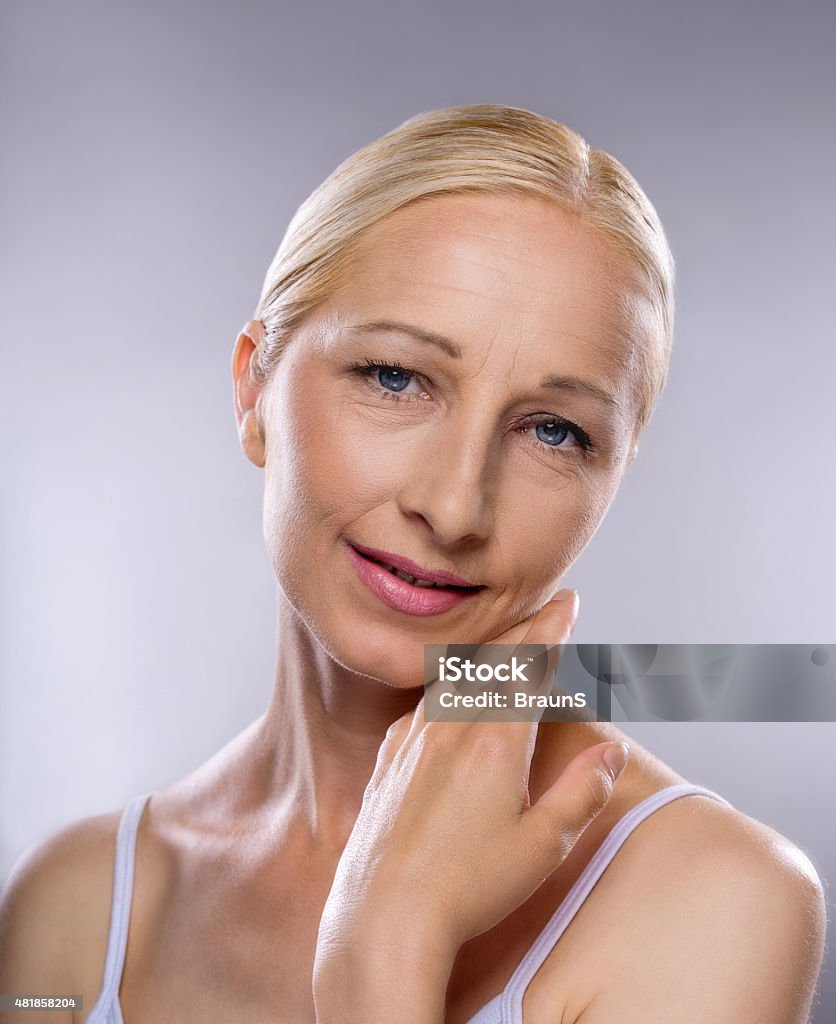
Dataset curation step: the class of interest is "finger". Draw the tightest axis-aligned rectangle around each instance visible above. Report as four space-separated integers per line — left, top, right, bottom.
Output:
514 588 578 647
467 590 578 709
469 591 577 730
403 688 430 743
473 590 578 704
520 740 629 872
514 590 579 700
486 588 578 649
373 706 417 774
517 589 579 647
516 718 540 802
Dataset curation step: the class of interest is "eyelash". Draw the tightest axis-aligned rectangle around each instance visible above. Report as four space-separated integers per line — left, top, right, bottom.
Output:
347 358 596 458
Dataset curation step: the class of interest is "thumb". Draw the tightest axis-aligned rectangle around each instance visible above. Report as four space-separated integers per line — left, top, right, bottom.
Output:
521 740 629 871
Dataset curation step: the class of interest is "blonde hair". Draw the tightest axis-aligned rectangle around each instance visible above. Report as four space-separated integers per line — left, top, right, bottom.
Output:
253 103 675 435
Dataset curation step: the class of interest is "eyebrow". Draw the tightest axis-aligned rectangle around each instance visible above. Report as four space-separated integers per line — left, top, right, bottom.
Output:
540 373 620 409
348 318 620 409
350 319 463 359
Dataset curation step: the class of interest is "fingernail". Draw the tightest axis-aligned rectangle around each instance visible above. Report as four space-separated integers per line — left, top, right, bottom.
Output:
603 741 629 779
551 588 577 603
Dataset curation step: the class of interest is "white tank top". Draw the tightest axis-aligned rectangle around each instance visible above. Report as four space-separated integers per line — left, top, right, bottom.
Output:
85 783 732 1023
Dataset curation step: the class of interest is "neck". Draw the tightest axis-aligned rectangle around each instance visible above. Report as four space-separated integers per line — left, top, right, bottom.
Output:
248 591 422 848
221 590 605 854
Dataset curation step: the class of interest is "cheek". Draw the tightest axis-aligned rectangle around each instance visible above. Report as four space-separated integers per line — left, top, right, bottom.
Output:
503 473 619 598
260 382 414 577
559 489 611 562
285 395 411 512
551 473 621 570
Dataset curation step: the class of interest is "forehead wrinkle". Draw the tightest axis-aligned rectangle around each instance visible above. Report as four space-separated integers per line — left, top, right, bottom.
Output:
351 212 570 288
452 236 611 288
383 234 587 300
347 204 648 330
374 198 638 293
366 265 633 352
374 247 648 367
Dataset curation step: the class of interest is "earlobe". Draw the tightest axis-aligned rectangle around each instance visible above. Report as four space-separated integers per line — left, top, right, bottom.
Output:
232 320 267 468
240 409 266 468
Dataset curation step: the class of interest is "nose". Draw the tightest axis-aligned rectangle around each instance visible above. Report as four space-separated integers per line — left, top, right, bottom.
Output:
395 413 497 547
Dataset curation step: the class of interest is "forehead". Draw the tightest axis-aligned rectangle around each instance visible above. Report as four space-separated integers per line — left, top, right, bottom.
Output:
323 192 657 403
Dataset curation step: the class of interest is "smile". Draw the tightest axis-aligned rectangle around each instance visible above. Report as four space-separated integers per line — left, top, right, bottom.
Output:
363 554 480 590
345 542 484 617
348 541 481 588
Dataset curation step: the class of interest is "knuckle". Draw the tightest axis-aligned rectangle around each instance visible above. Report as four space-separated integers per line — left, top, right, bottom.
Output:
525 815 575 869
463 724 514 764
417 720 458 754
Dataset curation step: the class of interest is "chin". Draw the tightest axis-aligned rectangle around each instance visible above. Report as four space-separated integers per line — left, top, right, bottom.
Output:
283 585 428 688
331 621 429 689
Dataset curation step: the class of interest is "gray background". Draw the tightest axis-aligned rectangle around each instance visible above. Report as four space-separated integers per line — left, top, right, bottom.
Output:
2 0 834 1018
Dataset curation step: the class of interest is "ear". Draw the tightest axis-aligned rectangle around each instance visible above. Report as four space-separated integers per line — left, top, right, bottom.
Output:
231 319 267 468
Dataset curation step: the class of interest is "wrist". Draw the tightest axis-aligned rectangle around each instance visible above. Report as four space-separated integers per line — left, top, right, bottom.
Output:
313 915 458 1024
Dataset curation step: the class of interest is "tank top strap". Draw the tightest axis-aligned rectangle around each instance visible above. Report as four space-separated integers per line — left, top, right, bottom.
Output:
97 792 155 998
498 783 733 1021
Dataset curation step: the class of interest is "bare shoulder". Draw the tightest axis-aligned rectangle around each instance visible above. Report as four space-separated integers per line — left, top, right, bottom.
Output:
0 807 124 1017
527 787 828 1024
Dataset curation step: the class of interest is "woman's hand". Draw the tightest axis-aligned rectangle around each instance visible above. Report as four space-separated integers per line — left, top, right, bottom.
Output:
312 591 629 1021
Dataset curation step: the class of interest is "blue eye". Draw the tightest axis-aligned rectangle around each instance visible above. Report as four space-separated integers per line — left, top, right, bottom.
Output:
349 358 421 399
535 420 571 447
377 366 411 392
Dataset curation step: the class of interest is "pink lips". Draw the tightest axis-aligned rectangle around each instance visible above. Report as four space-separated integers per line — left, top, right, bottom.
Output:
345 542 484 617
349 541 478 587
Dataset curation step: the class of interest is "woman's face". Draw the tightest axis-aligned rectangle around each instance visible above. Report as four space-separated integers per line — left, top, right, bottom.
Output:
246 192 657 687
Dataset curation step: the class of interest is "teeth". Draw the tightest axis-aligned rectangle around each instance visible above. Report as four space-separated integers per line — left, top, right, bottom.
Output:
376 559 442 588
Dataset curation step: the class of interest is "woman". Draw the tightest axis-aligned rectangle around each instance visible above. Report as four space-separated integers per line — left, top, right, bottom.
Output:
1 105 826 1023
